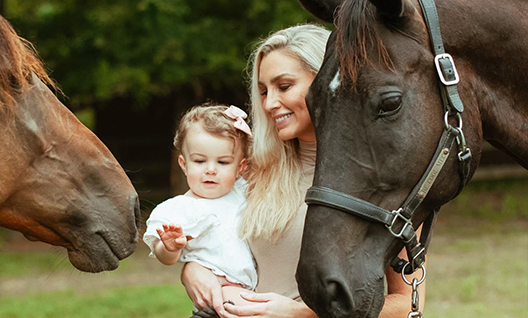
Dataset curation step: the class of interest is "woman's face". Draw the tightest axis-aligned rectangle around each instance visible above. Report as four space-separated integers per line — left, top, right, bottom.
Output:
258 50 316 142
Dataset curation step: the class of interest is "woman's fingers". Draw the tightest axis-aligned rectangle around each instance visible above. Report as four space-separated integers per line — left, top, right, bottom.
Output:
211 286 226 317
239 292 273 303
224 302 264 317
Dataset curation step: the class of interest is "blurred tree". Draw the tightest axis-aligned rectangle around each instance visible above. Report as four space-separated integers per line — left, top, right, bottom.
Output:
3 0 329 197
4 0 322 109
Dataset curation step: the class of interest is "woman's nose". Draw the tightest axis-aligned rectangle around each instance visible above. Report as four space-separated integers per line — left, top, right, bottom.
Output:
264 91 281 113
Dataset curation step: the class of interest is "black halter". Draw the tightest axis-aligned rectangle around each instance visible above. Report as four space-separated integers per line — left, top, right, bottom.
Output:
305 0 473 274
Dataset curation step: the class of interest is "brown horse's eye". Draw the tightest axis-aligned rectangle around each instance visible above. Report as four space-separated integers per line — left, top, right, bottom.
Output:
378 94 402 117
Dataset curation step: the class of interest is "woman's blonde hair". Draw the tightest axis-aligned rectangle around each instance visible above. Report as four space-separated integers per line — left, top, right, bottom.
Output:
240 24 331 242
174 103 251 158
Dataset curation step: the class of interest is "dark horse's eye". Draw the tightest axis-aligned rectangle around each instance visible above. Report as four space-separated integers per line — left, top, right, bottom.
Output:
378 92 402 117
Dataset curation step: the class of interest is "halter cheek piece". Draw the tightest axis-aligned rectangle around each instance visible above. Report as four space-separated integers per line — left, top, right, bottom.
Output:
305 0 472 275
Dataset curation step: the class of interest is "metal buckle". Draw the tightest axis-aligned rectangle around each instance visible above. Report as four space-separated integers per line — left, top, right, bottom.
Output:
386 208 412 239
402 264 427 286
410 246 426 271
434 53 459 86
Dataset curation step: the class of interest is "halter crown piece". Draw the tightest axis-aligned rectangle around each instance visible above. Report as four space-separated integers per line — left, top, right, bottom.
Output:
224 105 252 136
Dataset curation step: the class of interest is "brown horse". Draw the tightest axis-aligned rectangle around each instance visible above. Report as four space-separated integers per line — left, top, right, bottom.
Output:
0 16 140 272
296 0 528 317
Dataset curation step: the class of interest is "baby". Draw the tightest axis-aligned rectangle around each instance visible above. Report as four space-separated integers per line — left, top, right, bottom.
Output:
143 103 256 310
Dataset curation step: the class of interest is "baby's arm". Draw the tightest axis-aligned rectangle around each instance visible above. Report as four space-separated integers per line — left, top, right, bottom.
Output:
153 224 187 265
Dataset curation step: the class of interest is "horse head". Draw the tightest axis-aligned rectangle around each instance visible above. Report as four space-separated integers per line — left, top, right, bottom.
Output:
294 0 508 316
0 16 140 273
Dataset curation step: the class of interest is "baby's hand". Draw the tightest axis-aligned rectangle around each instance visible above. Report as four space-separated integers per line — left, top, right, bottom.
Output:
156 224 187 252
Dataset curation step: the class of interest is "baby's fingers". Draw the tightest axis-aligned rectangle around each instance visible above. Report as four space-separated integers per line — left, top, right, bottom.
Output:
175 236 187 248
169 224 184 233
163 224 184 235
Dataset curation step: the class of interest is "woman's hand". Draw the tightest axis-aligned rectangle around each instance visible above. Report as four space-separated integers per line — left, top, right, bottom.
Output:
180 262 228 316
223 292 317 318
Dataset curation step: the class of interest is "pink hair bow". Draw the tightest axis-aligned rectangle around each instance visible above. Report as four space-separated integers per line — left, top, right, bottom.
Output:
224 105 252 136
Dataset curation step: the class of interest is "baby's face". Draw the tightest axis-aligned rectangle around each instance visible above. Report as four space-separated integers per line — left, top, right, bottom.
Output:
178 124 246 199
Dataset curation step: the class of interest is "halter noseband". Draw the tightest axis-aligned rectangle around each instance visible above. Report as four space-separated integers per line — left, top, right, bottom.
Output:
305 0 472 275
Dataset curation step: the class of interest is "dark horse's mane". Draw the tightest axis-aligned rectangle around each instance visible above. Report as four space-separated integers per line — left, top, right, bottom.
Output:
335 0 393 83
0 15 55 110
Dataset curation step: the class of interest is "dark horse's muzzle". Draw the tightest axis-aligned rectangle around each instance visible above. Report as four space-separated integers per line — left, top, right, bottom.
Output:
297 205 386 318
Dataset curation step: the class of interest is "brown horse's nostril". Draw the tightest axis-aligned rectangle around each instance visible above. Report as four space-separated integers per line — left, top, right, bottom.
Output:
130 193 141 232
324 278 353 317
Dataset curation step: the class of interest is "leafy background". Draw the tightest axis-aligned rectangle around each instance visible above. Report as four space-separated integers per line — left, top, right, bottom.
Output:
1 1 527 317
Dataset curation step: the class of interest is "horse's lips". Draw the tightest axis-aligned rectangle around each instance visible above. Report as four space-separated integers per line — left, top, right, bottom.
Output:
65 231 136 273
67 234 120 272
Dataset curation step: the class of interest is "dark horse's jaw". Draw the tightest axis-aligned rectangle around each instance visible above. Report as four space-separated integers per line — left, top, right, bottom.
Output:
297 205 387 318
297 269 385 318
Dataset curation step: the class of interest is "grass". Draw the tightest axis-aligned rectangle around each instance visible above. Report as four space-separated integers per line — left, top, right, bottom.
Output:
425 220 528 318
0 250 68 277
0 285 193 318
0 179 527 317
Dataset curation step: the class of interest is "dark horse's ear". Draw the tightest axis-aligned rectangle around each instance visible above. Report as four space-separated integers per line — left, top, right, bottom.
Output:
297 0 343 23
370 0 406 21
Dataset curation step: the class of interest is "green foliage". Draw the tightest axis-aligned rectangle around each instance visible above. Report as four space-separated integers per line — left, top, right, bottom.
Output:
4 0 320 107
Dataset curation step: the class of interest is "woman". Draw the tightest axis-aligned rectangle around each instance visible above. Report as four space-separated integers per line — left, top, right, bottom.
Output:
181 23 426 318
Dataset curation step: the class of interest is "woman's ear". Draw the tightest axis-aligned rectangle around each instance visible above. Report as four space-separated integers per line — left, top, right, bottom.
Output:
178 155 187 176
236 158 248 178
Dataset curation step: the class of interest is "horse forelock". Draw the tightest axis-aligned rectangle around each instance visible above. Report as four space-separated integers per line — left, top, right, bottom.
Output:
335 0 393 85
0 16 56 112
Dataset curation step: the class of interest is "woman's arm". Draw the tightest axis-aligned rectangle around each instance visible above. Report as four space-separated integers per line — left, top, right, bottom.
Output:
181 262 228 316
223 292 317 318
380 225 427 318
381 256 427 317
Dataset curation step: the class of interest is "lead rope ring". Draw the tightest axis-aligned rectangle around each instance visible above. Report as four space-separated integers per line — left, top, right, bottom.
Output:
402 263 426 318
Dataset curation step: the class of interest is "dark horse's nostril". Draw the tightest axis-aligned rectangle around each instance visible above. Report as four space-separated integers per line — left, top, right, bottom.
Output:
324 278 353 317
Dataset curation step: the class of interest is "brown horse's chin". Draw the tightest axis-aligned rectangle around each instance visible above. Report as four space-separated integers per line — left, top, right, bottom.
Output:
67 249 120 272
67 232 137 273
15 220 137 273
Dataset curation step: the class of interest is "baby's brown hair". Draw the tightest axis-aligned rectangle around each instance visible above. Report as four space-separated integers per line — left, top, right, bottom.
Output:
174 103 252 158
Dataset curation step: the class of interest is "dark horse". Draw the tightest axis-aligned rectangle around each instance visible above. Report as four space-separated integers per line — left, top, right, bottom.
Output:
0 16 140 272
295 0 528 317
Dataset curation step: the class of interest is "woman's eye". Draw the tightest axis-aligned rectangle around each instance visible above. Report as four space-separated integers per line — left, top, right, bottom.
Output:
378 94 402 117
260 90 267 96
279 84 291 91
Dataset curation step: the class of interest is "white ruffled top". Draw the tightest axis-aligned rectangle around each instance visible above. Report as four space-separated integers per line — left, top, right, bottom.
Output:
143 178 257 290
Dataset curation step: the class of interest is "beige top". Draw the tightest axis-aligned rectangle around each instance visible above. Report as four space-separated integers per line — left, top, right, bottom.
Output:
249 140 316 300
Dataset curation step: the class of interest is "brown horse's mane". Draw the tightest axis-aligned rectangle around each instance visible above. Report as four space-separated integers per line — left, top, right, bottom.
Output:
335 0 393 84
0 15 56 111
